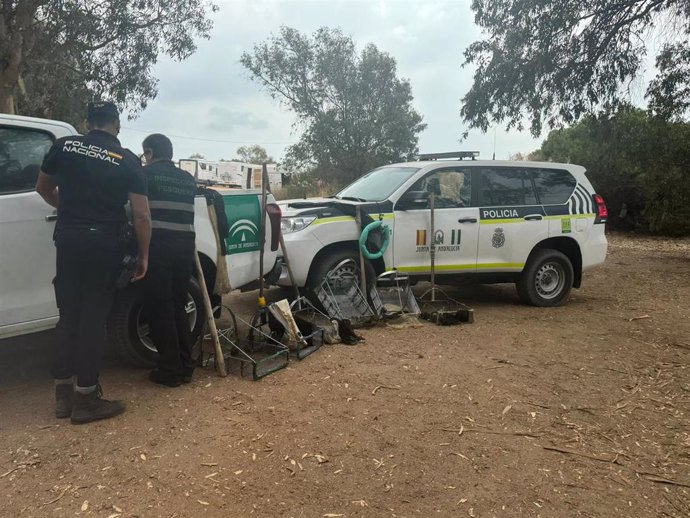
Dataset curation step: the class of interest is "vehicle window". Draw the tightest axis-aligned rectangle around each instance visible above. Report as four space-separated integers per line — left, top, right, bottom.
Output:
530 168 577 204
479 168 537 206
407 169 471 209
0 127 53 194
336 166 420 202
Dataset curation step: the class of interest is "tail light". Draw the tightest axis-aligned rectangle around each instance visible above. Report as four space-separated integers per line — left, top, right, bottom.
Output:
266 203 282 251
593 194 608 222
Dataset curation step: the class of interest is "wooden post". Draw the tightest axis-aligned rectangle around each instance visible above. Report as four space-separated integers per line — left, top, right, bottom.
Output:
429 193 436 302
258 163 269 304
356 206 367 292
194 249 227 377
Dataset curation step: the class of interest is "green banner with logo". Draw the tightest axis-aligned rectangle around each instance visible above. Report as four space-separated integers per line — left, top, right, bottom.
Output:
223 194 261 255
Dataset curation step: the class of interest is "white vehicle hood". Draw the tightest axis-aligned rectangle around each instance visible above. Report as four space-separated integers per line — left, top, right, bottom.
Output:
278 197 360 217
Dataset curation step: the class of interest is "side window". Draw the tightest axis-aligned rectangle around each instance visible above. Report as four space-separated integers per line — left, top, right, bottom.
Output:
408 169 471 209
531 168 576 205
0 127 53 195
479 168 537 206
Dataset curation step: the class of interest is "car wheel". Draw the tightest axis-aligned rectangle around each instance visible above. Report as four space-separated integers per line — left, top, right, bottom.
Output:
305 249 375 310
516 249 573 307
108 277 205 367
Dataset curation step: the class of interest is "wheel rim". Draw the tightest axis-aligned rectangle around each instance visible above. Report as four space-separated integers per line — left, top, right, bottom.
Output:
326 260 360 294
534 261 566 300
136 295 198 353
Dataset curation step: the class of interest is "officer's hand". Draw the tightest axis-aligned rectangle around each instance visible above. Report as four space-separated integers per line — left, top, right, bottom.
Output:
131 257 148 282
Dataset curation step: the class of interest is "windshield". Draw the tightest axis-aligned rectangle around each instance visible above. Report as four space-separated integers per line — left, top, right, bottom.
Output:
335 166 420 202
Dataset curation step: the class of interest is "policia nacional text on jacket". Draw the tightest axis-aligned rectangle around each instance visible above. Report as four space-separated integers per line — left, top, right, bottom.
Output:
36 101 152 424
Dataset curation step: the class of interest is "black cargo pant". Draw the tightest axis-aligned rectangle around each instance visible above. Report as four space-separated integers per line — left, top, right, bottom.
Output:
144 239 196 378
52 226 122 387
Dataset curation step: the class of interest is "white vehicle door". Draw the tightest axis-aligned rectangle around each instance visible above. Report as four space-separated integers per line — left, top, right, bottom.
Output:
0 125 58 338
476 166 549 271
393 168 478 274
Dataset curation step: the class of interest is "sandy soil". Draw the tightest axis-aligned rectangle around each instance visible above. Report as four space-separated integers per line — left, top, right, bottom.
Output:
1 233 688 518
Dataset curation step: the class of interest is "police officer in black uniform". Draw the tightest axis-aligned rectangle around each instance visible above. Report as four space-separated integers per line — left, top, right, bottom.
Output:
36 101 151 424
141 133 198 387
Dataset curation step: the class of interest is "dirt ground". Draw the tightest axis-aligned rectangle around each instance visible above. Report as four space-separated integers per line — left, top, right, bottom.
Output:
1 233 689 518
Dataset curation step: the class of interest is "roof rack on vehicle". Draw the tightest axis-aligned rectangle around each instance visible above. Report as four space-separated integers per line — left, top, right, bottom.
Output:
416 151 480 161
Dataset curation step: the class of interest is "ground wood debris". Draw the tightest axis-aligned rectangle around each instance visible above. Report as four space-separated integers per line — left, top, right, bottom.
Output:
0 233 688 517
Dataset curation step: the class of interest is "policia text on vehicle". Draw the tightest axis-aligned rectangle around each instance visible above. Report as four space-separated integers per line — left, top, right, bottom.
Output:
35 102 151 424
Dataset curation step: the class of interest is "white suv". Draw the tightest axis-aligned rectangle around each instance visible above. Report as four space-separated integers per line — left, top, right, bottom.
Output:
278 157 608 306
0 114 282 365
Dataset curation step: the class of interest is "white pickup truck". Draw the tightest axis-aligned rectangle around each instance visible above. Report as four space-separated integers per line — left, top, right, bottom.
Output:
0 114 282 365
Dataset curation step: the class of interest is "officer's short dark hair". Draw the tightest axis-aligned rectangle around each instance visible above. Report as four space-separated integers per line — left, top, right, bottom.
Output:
87 101 119 128
142 134 173 161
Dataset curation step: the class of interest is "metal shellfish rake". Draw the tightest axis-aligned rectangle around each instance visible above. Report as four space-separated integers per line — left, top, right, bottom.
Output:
370 270 420 318
199 304 288 380
415 192 474 326
263 298 325 360
416 286 474 326
316 258 376 326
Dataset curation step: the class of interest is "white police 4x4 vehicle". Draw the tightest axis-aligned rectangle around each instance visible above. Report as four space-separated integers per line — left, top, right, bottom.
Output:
278 153 608 307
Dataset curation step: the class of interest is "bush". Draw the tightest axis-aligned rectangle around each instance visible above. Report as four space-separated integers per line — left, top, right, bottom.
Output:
536 106 690 236
272 170 346 201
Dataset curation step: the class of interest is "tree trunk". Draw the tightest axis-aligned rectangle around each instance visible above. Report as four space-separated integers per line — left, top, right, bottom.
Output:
0 0 41 115
0 51 20 114
0 74 16 113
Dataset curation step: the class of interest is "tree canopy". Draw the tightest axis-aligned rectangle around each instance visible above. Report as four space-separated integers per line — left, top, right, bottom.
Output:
236 145 274 164
461 0 690 136
532 105 690 235
0 0 216 125
241 27 426 183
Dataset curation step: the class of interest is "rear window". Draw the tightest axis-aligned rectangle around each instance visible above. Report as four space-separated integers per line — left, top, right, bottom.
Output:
479 167 537 206
530 168 576 205
0 126 53 194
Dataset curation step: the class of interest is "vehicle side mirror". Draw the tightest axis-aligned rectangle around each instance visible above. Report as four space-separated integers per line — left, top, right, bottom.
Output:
396 190 429 211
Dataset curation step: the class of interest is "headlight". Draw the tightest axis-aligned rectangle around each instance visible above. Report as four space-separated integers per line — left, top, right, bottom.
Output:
281 215 317 234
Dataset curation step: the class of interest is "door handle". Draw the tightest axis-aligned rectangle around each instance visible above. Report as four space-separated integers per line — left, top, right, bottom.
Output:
524 215 543 221
457 217 477 223
45 214 57 222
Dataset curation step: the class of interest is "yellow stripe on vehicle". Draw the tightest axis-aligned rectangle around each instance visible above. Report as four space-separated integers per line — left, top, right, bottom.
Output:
395 262 524 273
311 213 395 226
480 214 595 224
544 214 595 220
311 216 355 225
479 218 524 225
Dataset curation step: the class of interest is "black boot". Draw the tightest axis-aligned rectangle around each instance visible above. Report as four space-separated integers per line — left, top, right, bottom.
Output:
182 368 194 384
71 387 126 424
55 383 73 419
149 369 182 387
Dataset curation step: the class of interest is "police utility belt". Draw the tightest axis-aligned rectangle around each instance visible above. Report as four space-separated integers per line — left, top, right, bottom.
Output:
54 221 137 289
54 221 133 247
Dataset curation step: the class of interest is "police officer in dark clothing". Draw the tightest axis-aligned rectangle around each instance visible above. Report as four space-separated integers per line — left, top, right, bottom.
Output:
141 134 197 387
36 101 151 424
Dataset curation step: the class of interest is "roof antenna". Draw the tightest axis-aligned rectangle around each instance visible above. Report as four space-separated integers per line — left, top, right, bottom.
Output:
492 127 497 160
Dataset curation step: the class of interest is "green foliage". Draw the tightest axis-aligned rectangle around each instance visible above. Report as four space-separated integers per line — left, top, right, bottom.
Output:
462 0 690 136
1 0 217 125
241 27 426 184
535 106 690 235
272 170 344 201
236 145 274 165
647 42 690 120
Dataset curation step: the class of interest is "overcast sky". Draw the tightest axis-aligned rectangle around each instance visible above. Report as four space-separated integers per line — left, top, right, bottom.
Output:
119 0 548 163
